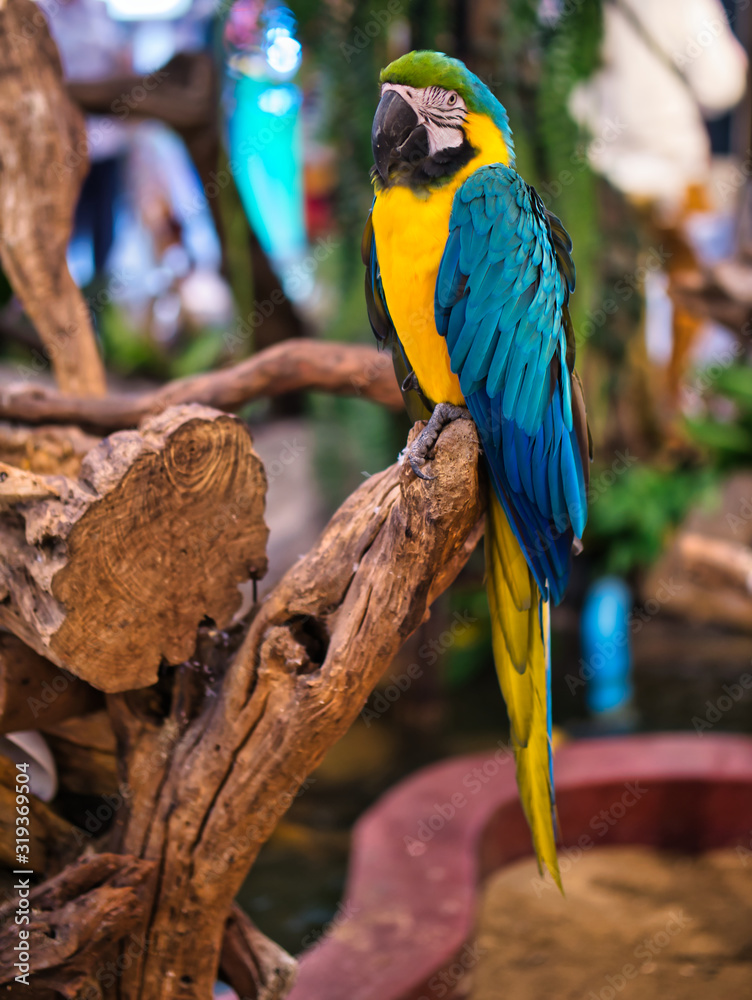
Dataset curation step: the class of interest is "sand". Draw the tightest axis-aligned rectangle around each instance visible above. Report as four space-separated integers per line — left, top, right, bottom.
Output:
468 846 752 1000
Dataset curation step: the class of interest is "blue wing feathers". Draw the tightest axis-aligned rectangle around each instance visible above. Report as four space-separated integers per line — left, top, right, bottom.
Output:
515 424 536 502
502 418 522 494
532 428 551 519
436 163 587 604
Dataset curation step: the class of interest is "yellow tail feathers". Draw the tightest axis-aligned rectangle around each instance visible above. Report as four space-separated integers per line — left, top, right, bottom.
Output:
485 492 562 891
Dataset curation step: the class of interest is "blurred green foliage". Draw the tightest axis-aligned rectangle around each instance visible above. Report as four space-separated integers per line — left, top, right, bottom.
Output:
686 365 752 465
584 464 717 577
500 0 604 343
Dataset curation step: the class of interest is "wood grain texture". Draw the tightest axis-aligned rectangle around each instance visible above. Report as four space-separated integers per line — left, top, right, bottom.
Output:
0 404 269 691
0 340 402 431
0 0 106 396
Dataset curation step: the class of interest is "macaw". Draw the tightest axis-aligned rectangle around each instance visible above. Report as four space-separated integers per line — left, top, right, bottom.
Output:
362 51 591 887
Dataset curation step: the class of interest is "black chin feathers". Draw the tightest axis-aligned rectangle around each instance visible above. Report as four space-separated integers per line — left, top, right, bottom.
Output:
373 136 476 190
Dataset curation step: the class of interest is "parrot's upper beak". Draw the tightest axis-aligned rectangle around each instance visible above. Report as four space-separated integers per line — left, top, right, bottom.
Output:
372 89 429 183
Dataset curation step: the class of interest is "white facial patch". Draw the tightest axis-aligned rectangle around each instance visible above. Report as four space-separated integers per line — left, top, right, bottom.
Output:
381 83 468 156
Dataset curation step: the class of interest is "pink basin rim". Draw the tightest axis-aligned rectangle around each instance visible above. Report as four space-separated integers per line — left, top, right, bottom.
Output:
288 733 752 1000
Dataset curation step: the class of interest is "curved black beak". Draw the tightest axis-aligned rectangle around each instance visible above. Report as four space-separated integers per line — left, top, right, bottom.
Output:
372 89 429 183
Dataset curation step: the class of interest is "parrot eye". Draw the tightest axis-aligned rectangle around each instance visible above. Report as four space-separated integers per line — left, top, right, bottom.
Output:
446 92 458 106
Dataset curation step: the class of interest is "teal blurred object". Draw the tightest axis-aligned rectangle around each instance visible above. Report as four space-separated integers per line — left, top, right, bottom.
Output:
581 576 635 729
224 3 307 301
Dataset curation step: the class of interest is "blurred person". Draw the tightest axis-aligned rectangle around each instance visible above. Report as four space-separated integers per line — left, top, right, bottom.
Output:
568 0 748 409
48 0 133 280
569 0 747 214
47 0 231 344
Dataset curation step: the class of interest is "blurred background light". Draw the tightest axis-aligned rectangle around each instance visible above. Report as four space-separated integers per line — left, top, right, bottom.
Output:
265 27 302 78
105 0 192 21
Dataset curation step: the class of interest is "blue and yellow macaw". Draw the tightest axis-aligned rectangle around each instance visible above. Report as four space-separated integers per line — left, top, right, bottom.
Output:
363 51 591 887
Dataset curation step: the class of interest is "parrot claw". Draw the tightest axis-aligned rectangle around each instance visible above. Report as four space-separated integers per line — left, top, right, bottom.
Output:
409 455 435 481
405 403 471 480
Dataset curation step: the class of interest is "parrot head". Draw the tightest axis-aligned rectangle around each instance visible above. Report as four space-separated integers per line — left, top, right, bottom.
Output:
371 50 514 188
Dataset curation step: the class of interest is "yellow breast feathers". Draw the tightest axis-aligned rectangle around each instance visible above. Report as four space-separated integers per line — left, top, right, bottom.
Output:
371 112 511 406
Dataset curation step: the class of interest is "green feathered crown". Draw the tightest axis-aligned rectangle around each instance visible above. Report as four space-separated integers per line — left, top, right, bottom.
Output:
379 50 515 162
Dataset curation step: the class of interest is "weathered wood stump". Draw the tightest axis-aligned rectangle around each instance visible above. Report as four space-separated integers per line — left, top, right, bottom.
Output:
104 419 483 999
0 417 484 999
220 905 299 1000
0 405 268 692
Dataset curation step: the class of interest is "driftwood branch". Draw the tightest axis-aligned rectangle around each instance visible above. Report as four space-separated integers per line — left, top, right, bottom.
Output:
0 417 482 997
0 853 155 997
0 405 268 691
0 461 59 505
42 710 119 798
98 418 483 999
678 533 752 594
66 53 216 133
220 904 298 1000
671 265 752 340
0 0 106 397
0 340 402 432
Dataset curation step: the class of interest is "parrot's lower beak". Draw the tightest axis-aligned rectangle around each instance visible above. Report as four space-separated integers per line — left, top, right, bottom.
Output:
372 89 429 183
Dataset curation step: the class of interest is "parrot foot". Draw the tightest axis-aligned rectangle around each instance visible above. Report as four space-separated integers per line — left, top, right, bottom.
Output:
406 403 472 481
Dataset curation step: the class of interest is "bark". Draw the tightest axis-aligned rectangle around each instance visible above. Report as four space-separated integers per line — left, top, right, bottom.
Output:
0 405 268 692
0 340 402 432
0 0 106 397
